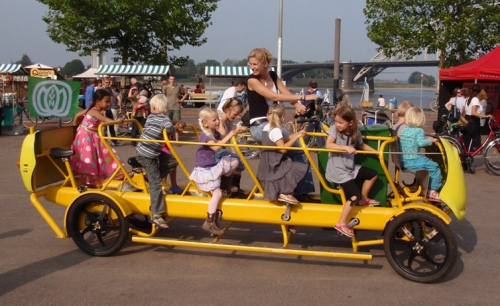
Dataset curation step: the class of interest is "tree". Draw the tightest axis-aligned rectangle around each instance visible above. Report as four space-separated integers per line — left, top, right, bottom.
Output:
61 59 85 77
364 1 500 68
37 0 219 66
197 59 221 76
15 54 34 66
408 71 436 87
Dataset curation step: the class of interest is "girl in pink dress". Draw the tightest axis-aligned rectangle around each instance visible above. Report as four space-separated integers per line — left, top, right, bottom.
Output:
70 89 125 186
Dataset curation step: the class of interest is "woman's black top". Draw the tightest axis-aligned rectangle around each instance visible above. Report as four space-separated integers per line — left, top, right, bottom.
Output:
247 71 278 120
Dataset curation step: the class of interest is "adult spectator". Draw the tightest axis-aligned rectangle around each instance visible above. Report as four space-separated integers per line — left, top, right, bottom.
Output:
336 89 352 108
193 85 202 94
197 77 205 93
84 79 97 108
301 80 325 148
216 79 247 115
130 76 142 91
246 47 319 203
102 77 121 146
463 84 492 150
162 75 188 121
377 95 386 108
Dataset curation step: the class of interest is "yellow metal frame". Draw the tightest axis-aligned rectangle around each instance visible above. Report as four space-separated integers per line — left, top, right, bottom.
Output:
19 121 466 261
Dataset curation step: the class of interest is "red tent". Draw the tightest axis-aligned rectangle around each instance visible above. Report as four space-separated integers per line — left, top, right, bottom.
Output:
439 46 500 81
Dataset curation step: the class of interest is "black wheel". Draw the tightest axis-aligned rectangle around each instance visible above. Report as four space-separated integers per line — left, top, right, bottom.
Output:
128 214 152 230
384 210 457 283
484 139 500 175
67 195 129 256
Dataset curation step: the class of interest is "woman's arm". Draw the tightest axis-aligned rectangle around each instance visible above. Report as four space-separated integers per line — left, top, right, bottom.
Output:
471 105 492 119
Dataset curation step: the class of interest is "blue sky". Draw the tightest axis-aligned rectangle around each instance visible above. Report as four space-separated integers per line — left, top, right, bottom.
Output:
0 0 437 79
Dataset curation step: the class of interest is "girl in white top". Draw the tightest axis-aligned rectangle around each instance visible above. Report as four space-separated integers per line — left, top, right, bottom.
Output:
463 84 493 150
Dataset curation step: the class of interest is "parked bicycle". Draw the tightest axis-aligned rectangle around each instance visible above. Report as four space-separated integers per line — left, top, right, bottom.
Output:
429 92 439 112
359 108 395 128
441 119 500 175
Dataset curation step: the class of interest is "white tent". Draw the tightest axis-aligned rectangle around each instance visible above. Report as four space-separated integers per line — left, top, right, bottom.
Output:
73 68 99 79
25 63 53 69
97 65 169 76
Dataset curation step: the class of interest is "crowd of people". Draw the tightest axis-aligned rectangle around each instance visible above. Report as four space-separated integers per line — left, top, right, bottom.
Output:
70 47 452 237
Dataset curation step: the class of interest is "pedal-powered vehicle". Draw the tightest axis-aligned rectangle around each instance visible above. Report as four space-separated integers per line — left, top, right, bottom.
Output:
19 121 466 283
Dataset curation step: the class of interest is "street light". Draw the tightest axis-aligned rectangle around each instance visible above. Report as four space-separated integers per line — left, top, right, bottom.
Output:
420 73 424 109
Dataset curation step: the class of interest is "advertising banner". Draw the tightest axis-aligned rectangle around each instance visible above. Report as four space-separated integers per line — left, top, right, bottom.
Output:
28 77 80 117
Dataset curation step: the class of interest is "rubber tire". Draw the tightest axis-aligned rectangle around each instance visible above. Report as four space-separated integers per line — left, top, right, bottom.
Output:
384 210 457 283
484 139 500 175
67 195 129 256
429 99 438 112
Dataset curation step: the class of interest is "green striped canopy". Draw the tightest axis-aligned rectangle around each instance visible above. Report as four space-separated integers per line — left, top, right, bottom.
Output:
97 65 169 76
204 66 274 77
0 64 22 73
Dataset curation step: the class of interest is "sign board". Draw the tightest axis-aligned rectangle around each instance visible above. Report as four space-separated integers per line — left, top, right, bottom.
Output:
28 77 80 117
30 69 55 78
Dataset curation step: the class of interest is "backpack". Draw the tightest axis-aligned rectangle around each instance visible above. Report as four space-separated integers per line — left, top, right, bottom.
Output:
447 98 461 123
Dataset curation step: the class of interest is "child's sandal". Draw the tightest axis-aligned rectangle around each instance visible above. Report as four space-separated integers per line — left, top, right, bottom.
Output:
150 215 169 229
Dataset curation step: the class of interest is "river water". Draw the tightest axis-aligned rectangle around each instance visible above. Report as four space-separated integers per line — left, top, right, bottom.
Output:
290 88 437 110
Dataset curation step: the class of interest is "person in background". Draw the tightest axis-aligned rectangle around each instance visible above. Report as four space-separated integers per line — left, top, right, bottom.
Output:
102 77 121 146
301 80 325 148
377 95 386 108
445 87 465 112
478 89 489 135
193 84 202 94
84 78 97 109
463 84 492 150
162 75 188 146
216 79 247 116
197 77 205 93
336 89 352 108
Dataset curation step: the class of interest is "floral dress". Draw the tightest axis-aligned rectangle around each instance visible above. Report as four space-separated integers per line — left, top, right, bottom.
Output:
70 108 123 185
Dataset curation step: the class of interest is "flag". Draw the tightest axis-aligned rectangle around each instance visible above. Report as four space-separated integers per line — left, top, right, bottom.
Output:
28 77 80 117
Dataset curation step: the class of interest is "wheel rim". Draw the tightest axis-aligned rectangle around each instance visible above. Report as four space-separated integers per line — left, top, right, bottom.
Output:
485 143 500 174
384 211 456 283
68 197 128 256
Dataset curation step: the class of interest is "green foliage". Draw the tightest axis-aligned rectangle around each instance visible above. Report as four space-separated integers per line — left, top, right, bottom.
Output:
61 59 85 77
408 71 435 86
364 0 500 68
37 0 219 66
15 54 34 66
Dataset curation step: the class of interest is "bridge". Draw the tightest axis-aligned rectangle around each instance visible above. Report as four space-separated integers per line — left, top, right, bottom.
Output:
279 53 439 92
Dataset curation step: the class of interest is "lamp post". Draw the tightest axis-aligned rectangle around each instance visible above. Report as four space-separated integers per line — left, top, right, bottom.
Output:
420 73 424 109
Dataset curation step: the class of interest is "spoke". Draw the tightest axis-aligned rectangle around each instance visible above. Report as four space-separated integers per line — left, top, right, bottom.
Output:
96 231 106 247
80 226 92 236
421 250 441 266
98 204 109 221
407 250 418 268
83 209 98 223
412 221 422 241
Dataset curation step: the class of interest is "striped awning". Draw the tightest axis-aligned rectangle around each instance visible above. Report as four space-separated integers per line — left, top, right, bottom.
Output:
204 66 274 77
97 65 169 76
0 64 22 73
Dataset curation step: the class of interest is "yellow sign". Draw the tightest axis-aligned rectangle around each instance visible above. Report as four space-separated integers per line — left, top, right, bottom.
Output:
30 69 54 78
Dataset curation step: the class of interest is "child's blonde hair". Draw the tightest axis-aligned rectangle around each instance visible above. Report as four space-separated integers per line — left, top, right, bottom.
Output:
405 107 426 127
140 89 148 97
334 106 359 144
198 106 217 140
222 97 244 115
149 94 168 114
266 103 285 129
396 101 414 118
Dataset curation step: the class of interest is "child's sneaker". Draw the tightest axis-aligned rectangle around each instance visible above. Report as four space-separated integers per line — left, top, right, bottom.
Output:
427 190 442 202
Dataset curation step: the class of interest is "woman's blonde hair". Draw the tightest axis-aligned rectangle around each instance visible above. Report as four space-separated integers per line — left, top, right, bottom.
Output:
222 97 244 115
149 94 168 114
198 106 218 140
396 101 414 118
248 47 273 65
478 89 488 100
405 107 426 127
266 103 285 129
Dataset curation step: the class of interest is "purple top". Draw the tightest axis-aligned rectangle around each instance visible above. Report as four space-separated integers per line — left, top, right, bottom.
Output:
195 131 221 167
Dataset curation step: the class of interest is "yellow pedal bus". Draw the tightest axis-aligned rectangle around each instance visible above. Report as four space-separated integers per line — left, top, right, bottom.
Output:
19 121 466 284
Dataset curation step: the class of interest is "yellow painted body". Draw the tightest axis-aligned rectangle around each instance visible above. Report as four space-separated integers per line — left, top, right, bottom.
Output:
19 119 466 260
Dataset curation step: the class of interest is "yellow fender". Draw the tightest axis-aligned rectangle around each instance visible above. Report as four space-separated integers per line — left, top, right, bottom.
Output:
439 138 467 220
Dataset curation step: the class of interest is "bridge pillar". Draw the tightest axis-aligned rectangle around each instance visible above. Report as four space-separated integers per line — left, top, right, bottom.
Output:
342 63 354 91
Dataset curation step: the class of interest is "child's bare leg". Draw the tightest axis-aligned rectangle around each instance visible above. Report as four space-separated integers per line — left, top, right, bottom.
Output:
208 188 222 214
337 196 357 226
223 158 239 177
361 175 378 202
